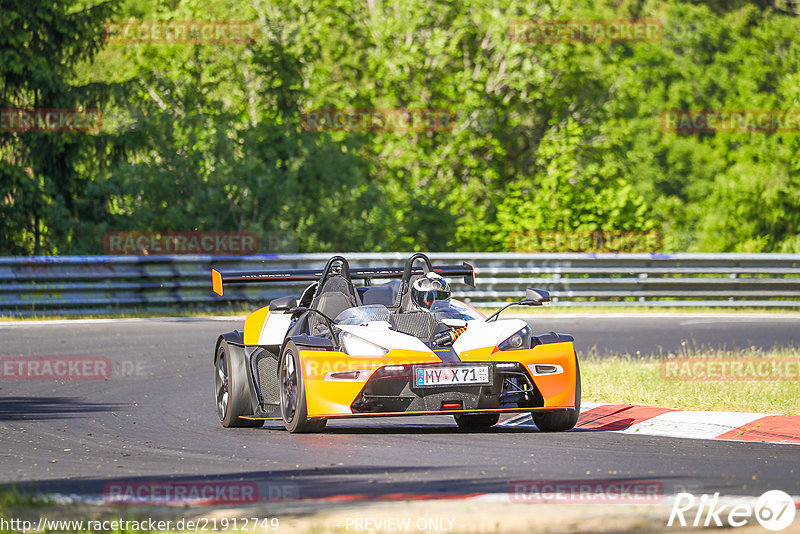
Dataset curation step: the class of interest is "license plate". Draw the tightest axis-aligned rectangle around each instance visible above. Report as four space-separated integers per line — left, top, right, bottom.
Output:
414 365 490 387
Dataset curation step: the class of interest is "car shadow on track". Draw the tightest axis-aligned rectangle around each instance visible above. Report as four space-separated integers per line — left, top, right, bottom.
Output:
301 426 535 435
0 396 125 421
257 419 540 435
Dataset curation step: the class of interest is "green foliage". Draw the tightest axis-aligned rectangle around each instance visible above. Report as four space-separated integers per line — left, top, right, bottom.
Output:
1 0 799 254
0 0 119 254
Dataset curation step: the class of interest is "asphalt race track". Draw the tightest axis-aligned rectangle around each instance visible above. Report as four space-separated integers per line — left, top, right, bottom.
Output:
1 315 799 507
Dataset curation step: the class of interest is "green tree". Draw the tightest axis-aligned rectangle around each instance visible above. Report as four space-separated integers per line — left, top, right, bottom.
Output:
3 0 799 255
0 0 119 254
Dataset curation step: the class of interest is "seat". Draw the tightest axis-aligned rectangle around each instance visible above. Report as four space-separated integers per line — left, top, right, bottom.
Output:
308 274 360 333
315 292 356 323
392 274 423 313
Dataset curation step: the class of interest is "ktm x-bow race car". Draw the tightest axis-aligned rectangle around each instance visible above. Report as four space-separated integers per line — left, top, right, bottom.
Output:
211 253 580 433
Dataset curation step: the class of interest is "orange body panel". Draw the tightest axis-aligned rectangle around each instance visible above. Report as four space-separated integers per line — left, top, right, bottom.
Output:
519 342 578 408
301 348 436 417
299 341 577 418
243 306 270 346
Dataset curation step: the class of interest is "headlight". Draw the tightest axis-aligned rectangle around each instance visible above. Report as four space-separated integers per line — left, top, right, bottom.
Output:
340 331 389 357
498 326 532 351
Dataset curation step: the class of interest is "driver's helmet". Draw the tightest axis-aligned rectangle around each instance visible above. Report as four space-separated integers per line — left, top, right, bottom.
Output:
411 272 451 310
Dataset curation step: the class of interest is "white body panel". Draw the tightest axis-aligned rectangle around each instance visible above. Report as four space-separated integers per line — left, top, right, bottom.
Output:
336 323 433 353
452 318 527 354
335 317 526 356
258 312 293 345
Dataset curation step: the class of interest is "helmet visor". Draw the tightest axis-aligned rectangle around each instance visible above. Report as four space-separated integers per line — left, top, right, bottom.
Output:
412 286 451 309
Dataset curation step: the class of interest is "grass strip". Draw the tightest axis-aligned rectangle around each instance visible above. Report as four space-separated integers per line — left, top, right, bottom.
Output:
581 347 800 415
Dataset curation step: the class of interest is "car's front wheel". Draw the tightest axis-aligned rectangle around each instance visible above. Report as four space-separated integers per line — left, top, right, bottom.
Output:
454 413 500 429
532 359 581 432
215 340 263 428
279 341 327 433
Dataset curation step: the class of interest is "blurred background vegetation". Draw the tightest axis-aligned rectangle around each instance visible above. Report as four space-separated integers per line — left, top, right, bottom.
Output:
1 0 799 255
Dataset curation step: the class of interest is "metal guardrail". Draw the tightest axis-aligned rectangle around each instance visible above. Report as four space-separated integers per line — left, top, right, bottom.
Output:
1 253 799 315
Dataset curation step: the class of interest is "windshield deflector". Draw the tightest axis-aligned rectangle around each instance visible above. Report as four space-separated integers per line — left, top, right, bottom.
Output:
335 305 391 325
430 300 484 322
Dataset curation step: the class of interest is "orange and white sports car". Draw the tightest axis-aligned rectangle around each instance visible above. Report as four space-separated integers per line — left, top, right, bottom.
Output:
211 253 580 433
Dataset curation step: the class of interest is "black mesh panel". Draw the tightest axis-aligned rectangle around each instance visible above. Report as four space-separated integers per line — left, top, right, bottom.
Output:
389 312 438 340
255 351 279 403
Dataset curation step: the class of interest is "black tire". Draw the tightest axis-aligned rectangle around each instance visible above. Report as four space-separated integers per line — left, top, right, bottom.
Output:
454 413 500 429
215 340 263 428
279 342 327 433
532 359 581 432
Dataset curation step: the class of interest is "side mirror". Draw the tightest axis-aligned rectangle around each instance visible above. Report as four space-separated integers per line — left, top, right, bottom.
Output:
524 288 551 306
269 296 297 313
484 288 551 321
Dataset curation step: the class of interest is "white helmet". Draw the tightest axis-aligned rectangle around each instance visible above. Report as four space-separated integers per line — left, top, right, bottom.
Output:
410 272 451 309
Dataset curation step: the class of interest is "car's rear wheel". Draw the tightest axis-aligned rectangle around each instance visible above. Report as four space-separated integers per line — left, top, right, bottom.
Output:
280 341 327 433
454 413 500 429
532 359 581 432
215 340 263 428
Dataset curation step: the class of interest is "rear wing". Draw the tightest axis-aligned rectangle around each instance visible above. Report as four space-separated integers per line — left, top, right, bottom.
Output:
212 262 476 296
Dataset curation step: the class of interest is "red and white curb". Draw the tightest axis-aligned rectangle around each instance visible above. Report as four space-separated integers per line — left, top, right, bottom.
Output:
501 403 800 444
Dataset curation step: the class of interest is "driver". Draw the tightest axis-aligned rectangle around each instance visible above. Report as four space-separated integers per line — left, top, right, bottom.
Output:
410 272 451 310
